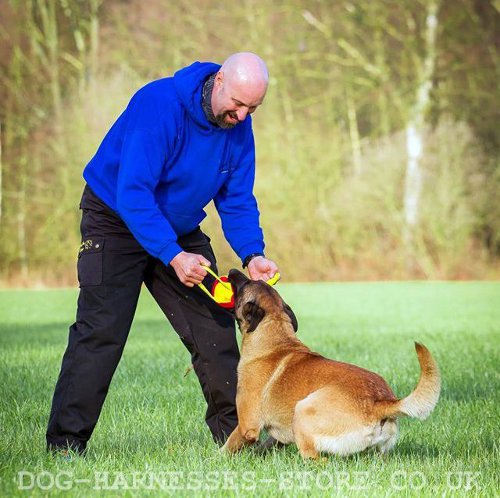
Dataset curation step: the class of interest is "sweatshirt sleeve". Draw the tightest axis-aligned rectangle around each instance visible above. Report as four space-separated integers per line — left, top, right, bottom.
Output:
214 129 265 263
115 93 183 265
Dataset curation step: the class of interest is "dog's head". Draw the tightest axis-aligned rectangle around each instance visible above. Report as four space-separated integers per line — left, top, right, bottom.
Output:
228 269 298 334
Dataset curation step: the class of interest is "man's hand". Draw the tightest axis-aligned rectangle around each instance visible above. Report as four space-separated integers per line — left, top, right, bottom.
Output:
247 256 279 281
170 251 211 287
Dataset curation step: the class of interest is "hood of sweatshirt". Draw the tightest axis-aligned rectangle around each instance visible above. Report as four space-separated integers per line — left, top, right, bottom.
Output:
173 61 221 131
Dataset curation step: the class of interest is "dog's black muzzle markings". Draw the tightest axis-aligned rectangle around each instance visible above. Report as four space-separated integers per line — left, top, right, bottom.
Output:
227 268 298 333
228 268 248 296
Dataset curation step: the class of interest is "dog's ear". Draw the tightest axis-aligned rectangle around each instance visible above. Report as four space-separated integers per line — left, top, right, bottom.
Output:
284 302 298 332
242 301 265 333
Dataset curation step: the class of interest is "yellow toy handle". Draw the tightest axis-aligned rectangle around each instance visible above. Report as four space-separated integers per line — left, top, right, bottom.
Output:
197 265 227 302
203 265 232 288
266 272 281 286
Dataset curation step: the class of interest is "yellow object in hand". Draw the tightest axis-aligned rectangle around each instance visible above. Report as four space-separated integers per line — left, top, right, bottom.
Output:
266 272 281 286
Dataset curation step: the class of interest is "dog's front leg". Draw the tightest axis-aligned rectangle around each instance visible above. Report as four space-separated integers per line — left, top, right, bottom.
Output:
221 425 252 453
221 424 261 453
221 399 261 453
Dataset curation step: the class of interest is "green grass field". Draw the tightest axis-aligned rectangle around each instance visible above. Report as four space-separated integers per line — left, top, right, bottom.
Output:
0 282 499 497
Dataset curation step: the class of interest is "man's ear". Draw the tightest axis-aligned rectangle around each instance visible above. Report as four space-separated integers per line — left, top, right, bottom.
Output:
284 302 298 332
215 71 224 88
242 302 265 333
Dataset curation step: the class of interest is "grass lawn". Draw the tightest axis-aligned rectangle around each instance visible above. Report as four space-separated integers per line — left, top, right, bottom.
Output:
0 282 498 497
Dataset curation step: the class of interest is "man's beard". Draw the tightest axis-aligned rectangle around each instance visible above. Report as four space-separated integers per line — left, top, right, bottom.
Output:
214 111 240 129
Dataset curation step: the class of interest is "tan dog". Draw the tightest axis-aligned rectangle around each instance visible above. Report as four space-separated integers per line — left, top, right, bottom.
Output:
221 269 441 459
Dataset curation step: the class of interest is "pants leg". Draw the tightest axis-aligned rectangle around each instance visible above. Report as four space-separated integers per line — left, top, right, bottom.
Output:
46 189 149 452
144 230 239 443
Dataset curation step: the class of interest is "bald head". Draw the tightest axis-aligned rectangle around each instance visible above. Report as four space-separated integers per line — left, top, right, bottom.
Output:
220 52 269 90
211 52 269 129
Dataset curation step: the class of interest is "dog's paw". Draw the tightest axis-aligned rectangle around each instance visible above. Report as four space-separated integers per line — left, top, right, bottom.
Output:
243 429 259 443
219 443 238 455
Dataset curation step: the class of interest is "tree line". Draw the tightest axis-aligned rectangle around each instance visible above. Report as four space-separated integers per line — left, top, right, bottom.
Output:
0 0 498 284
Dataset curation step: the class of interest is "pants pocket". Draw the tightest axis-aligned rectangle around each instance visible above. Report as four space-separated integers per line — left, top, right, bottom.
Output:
77 237 105 286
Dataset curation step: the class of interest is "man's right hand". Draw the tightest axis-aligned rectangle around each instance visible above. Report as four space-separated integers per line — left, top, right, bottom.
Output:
170 251 210 287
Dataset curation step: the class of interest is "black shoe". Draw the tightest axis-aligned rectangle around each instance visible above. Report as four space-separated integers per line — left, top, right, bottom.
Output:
47 441 85 458
253 436 286 455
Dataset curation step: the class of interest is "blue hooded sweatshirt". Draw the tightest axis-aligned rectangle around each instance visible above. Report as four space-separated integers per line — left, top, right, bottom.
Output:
83 61 264 266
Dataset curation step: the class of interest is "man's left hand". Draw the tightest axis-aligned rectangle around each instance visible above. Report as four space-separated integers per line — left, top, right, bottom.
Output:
247 256 279 281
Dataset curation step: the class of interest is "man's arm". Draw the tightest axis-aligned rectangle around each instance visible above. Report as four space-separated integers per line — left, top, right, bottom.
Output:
214 130 278 280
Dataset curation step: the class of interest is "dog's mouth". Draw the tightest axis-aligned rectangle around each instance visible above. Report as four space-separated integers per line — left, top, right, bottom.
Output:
227 270 251 319
227 269 249 297
227 282 248 313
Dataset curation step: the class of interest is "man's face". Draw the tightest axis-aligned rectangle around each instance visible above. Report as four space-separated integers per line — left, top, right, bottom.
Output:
211 73 267 129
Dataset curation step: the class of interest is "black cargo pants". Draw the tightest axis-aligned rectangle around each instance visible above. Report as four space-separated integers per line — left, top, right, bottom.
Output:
46 185 239 453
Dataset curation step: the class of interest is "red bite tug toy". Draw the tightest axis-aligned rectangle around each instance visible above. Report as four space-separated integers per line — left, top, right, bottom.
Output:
211 276 235 309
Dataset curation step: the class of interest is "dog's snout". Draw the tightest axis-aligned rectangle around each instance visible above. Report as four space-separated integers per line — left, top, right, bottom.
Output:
228 269 248 290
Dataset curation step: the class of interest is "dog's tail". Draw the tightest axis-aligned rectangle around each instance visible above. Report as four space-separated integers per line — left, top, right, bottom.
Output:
374 342 440 420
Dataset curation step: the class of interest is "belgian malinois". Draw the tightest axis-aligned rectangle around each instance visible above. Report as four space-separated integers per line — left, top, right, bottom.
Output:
221 270 440 459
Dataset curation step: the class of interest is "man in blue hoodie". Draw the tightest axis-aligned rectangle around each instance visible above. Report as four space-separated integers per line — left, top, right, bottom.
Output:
46 53 279 454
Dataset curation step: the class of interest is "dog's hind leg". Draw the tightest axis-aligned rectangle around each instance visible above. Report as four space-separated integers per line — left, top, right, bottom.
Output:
375 418 398 455
293 388 373 459
292 397 321 459
293 425 320 459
